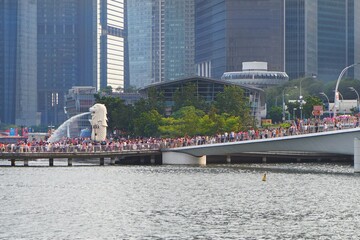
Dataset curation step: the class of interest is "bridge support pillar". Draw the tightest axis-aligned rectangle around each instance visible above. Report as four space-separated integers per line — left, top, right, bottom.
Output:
68 158 73 167
162 152 206 165
150 155 155 164
354 138 360 173
226 155 231 164
24 159 28 167
11 159 15 166
110 157 115 165
262 157 267 164
49 158 54 167
140 157 145 164
100 157 105 166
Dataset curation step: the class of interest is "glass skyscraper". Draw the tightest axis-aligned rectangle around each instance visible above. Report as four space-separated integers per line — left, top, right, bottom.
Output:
128 0 195 89
37 0 125 126
0 0 37 126
195 0 285 80
285 0 358 82
97 0 126 91
317 0 355 81
285 0 317 80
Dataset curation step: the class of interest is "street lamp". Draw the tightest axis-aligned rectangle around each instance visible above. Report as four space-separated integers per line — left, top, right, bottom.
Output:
282 89 286 121
319 92 330 117
293 108 297 120
334 63 360 118
298 78 306 120
349 87 360 113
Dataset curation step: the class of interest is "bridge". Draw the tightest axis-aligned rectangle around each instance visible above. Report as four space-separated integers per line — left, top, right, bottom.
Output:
162 128 360 172
2 128 360 172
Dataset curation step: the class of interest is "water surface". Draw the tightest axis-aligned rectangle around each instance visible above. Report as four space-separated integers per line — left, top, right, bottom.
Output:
0 162 359 239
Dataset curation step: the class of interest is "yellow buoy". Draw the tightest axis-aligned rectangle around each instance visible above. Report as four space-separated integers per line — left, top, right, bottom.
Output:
262 173 267 181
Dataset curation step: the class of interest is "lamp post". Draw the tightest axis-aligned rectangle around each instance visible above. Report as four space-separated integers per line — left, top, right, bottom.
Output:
282 89 285 121
349 87 360 113
319 92 330 117
334 63 360 118
298 78 306 120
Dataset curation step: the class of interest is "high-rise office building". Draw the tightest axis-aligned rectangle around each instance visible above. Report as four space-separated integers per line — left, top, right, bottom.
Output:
37 0 126 126
0 0 38 126
317 0 355 81
195 0 285 79
285 0 358 81
285 0 317 80
128 0 195 89
37 0 95 126
97 0 126 91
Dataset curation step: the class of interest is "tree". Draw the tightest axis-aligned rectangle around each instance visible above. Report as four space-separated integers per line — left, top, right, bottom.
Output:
302 95 323 118
133 110 162 137
95 96 133 135
173 83 207 112
214 85 254 129
267 106 283 123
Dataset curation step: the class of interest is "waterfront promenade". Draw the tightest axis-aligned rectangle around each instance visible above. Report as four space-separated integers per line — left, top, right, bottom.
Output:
0 117 358 166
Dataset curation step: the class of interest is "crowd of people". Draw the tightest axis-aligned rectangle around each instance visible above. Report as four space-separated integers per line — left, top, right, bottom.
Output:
0 115 359 153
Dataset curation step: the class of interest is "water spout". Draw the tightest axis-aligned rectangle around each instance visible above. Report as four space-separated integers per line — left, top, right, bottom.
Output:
47 112 91 143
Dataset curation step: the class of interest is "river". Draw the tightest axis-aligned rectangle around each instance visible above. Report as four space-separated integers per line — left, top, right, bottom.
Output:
1 161 359 239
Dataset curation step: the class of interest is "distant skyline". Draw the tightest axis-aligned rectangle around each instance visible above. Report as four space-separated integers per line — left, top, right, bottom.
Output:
1 0 360 126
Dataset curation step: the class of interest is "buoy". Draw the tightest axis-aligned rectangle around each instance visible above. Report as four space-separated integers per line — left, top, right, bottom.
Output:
262 173 267 181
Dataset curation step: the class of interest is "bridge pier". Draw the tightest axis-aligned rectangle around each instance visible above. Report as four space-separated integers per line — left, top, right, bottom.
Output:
68 158 73 167
262 157 267 164
24 159 29 167
110 157 115 165
226 155 231 164
354 138 360 173
151 155 155 164
162 152 206 165
100 157 105 166
49 158 54 167
11 159 15 166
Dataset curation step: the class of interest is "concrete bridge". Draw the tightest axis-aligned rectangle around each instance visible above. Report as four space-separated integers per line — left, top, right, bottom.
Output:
162 128 360 172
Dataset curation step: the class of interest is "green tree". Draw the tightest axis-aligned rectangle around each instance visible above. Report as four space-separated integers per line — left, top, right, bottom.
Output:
172 106 205 136
214 85 253 129
133 110 162 137
267 106 283 123
95 95 133 135
173 83 207 112
303 95 323 118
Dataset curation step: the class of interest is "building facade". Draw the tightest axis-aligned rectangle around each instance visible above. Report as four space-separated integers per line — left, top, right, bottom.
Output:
285 0 359 82
37 0 96 126
0 0 38 126
195 0 285 79
127 0 195 89
139 76 266 125
37 0 126 127
221 62 289 89
97 0 126 91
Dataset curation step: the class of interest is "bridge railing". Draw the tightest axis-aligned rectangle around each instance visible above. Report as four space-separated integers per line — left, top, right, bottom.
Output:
0 143 162 154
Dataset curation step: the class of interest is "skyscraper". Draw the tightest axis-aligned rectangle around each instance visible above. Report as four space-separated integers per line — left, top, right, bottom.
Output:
0 0 38 126
37 0 94 126
285 0 317 80
37 0 126 126
96 0 126 91
128 0 195 89
195 0 285 79
317 0 355 81
285 0 358 81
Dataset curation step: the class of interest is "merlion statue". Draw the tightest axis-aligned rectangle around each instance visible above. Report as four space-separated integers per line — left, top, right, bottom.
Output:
89 103 108 141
